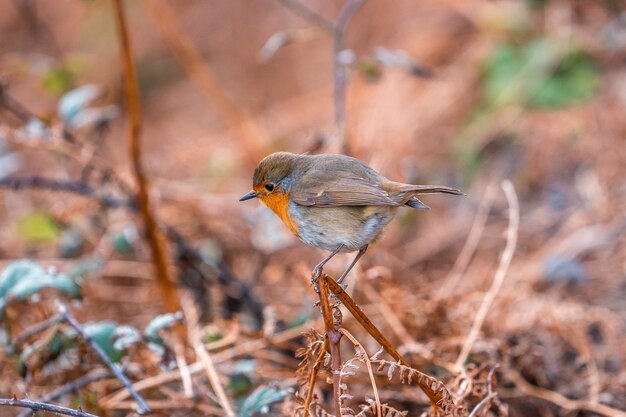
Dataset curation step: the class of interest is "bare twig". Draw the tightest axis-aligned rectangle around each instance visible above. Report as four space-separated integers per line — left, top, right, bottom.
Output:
276 0 333 32
183 295 235 417
318 276 343 416
258 28 322 62
455 180 519 371
112 0 182 322
174 340 194 398
0 82 42 122
0 397 98 417
332 0 365 153
58 304 150 414
438 183 496 298
467 366 499 417
11 313 62 349
16 370 110 417
339 329 382 417
0 176 130 208
275 0 366 153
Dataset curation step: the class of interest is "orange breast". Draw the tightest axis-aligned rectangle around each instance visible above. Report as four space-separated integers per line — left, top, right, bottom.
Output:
259 191 300 237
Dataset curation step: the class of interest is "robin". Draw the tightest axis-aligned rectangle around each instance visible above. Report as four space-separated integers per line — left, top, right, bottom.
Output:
240 152 462 284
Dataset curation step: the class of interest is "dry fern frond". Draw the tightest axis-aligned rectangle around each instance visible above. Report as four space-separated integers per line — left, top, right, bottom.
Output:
295 329 326 389
372 358 459 416
354 400 409 417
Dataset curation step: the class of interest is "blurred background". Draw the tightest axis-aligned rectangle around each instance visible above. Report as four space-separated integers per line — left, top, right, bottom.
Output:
0 0 625 416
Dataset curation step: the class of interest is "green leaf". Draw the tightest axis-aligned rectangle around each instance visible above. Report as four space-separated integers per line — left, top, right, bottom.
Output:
239 385 288 417
82 321 126 362
17 212 59 244
0 261 80 315
144 312 183 345
7 271 80 300
0 260 45 299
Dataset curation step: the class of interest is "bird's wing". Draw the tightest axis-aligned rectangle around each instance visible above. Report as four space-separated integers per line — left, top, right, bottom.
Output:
291 175 400 207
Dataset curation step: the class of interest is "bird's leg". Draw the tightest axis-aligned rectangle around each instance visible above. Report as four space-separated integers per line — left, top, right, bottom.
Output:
311 245 344 291
336 245 368 285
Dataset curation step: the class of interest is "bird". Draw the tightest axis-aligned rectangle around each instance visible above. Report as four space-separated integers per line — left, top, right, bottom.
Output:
240 152 462 285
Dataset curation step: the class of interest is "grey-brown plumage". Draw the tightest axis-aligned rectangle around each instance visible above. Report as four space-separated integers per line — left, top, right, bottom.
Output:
241 152 462 282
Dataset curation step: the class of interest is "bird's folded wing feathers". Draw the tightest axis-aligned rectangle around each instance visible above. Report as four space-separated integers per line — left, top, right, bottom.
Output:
291 176 400 207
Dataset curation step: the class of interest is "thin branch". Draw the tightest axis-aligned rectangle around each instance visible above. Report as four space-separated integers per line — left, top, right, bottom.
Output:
58 304 150 414
333 0 365 154
437 183 496 298
467 392 497 417
455 180 519 371
16 370 110 417
466 366 499 417
276 0 333 32
11 313 62 350
318 276 343 416
0 398 99 417
111 0 182 318
0 82 42 122
336 0 365 29
339 329 382 417
274 0 367 153
183 295 235 417
0 176 130 208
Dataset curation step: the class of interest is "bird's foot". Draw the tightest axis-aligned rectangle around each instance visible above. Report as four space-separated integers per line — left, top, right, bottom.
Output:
310 265 323 293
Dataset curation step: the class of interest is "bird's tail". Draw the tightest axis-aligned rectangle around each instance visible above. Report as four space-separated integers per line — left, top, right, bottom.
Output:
396 184 463 195
392 183 463 210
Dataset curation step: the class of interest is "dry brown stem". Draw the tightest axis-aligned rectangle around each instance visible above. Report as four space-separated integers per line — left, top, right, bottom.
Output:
455 180 519 372
324 275 457 414
111 0 182 319
438 183 497 298
318 276 343 416
339 328 382 417
182 295 235 416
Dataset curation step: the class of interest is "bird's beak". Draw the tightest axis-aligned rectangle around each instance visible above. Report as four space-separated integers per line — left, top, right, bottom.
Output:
239 191 258 201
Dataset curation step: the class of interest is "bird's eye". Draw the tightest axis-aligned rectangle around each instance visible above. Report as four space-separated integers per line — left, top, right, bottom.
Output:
264 183 275 192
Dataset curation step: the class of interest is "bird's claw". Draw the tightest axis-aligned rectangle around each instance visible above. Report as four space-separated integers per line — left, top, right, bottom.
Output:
310 266 323 293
